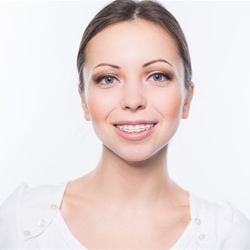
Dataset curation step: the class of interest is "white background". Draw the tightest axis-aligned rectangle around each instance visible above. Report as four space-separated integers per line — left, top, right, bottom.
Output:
0 1 249 218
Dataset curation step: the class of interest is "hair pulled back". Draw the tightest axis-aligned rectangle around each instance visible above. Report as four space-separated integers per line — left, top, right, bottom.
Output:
77 0 192 92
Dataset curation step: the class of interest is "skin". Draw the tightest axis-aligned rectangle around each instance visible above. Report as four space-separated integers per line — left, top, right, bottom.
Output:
61 19 194 249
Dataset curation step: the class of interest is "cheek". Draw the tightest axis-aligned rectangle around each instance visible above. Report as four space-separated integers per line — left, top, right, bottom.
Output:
86 92 113 123
87 99 103 123
169 95 183 118
155 89 184 119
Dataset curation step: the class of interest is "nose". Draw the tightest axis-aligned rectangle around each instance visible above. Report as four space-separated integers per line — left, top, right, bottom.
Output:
120 82 147 112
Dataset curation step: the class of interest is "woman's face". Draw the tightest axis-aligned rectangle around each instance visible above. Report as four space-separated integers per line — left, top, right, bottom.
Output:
81 20 193 162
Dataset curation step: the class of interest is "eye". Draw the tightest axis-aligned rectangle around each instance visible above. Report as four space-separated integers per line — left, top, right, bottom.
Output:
96 75 118 85
148 72 171 82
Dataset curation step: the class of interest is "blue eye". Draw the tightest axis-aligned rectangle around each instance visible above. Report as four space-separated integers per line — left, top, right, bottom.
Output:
96 75 117 85
149 72 170 82
103 76 115 84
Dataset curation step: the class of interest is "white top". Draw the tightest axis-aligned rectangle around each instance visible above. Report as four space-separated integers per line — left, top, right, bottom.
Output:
0 183 250 249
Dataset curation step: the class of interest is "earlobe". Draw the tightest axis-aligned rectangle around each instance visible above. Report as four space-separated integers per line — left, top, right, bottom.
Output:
79 92 91 121
182 83 194 119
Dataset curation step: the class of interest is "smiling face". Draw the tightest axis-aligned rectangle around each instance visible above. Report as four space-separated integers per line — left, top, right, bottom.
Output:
81 20 193 162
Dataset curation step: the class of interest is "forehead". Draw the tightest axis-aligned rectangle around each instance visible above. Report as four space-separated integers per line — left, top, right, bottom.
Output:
85 19 181 68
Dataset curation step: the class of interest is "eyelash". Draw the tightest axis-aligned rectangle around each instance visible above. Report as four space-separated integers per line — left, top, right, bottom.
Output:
95 74 118 85
148 72 171 82
95 72 172 86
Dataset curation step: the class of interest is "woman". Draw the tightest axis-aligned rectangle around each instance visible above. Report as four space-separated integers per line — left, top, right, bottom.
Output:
0 0 250 249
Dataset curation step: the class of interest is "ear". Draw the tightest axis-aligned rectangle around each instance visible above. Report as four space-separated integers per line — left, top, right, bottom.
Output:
79 92 91 121
182 83 194 119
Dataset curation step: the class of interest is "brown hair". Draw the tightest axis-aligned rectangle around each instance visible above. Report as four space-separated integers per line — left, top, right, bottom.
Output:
77 0 192 92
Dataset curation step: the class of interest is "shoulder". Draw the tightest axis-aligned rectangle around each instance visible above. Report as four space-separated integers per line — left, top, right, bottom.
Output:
0 182 67 248
190 193 250 249
0 183 28 248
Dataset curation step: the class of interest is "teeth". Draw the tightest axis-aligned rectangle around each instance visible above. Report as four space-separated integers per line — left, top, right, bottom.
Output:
116 124 154 133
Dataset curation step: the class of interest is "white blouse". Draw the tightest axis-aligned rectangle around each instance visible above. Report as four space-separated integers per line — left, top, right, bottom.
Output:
0 182 250 249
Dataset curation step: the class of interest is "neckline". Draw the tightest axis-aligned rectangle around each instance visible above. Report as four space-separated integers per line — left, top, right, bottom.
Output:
56 182 196 249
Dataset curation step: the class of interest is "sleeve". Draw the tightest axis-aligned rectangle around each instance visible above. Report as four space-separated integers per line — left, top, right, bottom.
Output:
0 184 28 249
219 202 250 249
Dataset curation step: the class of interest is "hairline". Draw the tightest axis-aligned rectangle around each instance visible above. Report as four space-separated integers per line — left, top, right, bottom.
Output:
79 18 184 91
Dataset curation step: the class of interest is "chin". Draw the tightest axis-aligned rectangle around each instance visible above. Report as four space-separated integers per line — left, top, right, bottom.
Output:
114 146 168 166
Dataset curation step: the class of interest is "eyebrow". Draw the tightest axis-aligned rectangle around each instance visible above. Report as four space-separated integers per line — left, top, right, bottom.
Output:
94 63 120 69
93 59 172 70
143 59 173 68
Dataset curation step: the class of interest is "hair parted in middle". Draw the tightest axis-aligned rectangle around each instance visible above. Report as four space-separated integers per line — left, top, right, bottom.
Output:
77 0 192 93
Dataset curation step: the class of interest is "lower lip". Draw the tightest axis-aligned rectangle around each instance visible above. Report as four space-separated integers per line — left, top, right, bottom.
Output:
114 125 156 141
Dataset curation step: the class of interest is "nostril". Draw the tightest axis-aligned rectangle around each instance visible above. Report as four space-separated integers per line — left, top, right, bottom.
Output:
124 104 145 111
121 94 147 111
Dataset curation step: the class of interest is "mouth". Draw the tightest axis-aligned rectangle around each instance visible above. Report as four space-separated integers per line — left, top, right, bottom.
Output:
115 124 155 134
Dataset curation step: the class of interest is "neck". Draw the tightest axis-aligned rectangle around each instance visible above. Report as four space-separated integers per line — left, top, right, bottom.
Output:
87 144 176 206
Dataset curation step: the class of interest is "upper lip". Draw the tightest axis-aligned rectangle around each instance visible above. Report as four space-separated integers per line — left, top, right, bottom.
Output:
113 120 157 126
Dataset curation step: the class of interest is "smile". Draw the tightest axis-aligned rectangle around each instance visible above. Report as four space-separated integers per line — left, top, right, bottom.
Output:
116 124 154 133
